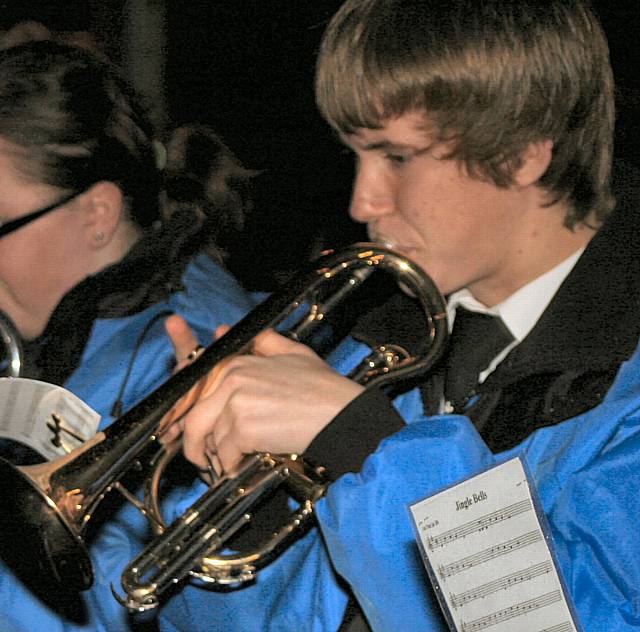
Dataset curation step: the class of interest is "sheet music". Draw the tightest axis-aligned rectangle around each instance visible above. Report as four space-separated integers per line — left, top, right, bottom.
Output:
0 377 100 460
409 457 578 632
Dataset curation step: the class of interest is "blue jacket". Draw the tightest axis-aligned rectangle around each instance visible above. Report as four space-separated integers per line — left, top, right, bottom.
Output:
158 337 640 631
315 339 640 630
0 253 255 631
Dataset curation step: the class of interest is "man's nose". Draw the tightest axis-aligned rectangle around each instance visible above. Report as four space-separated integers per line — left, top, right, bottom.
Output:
348 163 395 223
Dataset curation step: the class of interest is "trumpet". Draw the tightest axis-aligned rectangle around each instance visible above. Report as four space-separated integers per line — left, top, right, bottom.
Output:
0 244 448 608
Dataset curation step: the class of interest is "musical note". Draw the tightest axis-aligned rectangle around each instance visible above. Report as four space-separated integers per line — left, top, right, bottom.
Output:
460 590 562 631
47 412 88 453
450 560 553 609
439 530 542 580
428 499 532 549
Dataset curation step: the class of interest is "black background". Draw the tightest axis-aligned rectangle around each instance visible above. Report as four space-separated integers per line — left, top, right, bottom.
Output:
1 1 639 289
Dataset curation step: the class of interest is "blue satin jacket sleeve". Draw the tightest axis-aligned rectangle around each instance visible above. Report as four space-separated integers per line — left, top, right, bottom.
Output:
315 344 640 631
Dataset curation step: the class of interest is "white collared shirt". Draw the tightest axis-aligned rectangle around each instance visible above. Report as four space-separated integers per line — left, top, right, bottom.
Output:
445 247 584 386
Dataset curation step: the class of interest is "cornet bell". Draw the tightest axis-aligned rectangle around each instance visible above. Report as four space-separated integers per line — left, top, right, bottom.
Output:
0 458 93 591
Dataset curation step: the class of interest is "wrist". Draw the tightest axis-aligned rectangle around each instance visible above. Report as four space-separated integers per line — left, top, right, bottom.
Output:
304 387 406 479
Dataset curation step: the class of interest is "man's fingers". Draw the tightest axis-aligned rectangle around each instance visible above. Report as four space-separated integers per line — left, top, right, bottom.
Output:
251 329 311 357
159 418 183 444
210 419 244 474
216 440 244 475
215 324 232 340
182 385 230 468
165 314 200 365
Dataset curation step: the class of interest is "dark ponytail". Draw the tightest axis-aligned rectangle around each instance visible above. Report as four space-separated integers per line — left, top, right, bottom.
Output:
162 125 257 262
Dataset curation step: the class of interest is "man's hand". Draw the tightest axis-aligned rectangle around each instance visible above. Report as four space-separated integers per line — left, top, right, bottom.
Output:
163 315 364 473
183 328 364 472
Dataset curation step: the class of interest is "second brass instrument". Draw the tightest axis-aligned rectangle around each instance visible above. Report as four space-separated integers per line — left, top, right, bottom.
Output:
0 310 22 377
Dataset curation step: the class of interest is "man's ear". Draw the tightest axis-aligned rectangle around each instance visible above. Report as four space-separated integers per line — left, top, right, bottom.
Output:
80 181 125 248
514 140 554 187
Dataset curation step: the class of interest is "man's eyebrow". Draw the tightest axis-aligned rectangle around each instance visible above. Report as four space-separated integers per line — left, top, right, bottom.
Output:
343 138 425 152
338 130 438 153
361 140 405 151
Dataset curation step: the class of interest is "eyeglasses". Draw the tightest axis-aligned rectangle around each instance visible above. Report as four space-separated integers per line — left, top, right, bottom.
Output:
0 191 79 239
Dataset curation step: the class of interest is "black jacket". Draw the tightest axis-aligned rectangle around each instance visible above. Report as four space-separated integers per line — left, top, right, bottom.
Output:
456 185 640 451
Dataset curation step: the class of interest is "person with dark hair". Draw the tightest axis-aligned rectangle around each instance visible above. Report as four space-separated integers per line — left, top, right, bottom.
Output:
158 0 640 630
0 40 255 630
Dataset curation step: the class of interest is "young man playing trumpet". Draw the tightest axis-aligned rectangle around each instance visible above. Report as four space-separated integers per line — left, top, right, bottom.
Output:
158 1 640 630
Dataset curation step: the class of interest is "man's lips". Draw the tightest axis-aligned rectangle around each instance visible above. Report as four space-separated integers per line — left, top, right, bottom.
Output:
369 232 397 249
369 234 414 255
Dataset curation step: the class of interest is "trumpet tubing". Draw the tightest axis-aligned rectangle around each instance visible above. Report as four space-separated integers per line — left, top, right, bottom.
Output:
121 452 326 611
0 243 448 606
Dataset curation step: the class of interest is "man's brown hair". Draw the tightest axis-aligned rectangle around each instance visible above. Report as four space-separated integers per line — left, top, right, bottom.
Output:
316 0 615 227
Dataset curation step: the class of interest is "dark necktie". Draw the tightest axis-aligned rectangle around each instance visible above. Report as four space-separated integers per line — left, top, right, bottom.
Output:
443 307 514 408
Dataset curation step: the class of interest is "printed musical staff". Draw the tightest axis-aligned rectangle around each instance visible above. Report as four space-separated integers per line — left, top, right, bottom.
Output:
460 590 562 631
539 623 574 632
428 499 532 549
438 530 542 580
450 560 553 609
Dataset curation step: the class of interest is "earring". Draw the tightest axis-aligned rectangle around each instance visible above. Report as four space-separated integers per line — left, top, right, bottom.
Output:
94 231 104 242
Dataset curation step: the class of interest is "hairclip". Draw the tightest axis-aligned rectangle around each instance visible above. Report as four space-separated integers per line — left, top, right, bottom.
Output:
152 140 167 171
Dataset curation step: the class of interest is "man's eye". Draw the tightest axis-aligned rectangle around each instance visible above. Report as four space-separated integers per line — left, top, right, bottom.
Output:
386 153 409 164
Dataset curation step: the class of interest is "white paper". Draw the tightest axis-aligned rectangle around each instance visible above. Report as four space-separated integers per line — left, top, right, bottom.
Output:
410 457 577 632
0 377 100 460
